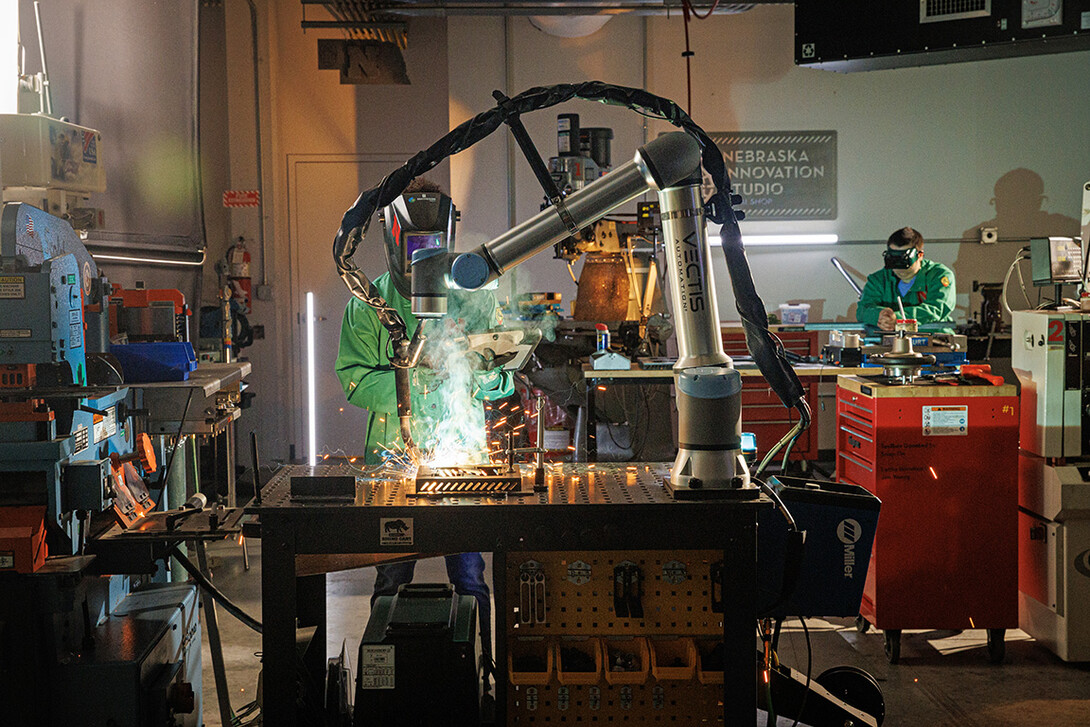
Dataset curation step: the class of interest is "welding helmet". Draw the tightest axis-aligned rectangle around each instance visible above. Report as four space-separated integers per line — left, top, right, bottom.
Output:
381 191 457 299
883 244 921 270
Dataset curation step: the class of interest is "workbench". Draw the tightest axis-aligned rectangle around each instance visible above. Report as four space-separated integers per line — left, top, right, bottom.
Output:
250 462 770 726
583 362 870 461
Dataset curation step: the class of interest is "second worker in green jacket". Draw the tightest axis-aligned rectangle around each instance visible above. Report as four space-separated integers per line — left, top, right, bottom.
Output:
857 227 956 334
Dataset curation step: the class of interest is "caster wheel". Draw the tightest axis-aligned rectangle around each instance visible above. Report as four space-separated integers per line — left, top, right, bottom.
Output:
855 615 871 633
816 665 886 726
986 628 1006 663
884 630 901 665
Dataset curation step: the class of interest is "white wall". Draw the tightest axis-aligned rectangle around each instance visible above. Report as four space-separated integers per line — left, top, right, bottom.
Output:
448 6 1090 327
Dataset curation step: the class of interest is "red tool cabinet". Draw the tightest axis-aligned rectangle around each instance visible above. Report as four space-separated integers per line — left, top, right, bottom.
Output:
723 326 820 462
835 375 1019 662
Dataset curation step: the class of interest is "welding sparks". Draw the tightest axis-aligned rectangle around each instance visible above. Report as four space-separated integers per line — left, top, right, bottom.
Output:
929 466 938 479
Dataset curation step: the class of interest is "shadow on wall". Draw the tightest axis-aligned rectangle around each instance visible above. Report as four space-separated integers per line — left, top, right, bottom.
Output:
955 168 1081 325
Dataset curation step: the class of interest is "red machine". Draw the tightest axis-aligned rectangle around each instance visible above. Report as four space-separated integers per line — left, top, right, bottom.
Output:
836 375 1019 663
723 326 820 462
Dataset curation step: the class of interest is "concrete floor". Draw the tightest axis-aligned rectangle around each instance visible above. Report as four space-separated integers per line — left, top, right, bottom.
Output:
198 540 1090 726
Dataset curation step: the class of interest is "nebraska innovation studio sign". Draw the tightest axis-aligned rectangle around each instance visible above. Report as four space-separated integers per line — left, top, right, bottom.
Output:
709 131 837 221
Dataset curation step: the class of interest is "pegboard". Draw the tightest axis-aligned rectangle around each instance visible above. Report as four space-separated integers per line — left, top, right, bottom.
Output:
505 550 725 636
507 680 725 724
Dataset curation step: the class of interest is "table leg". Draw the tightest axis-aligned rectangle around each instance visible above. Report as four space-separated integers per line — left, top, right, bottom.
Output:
493 549 507 725
586 380 598 462
261 517 298 727
722 514 757 725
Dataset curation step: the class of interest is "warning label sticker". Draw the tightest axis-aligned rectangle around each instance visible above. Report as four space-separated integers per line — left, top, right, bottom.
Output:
923 405 968 436
379 517 413 546
93 407 117 443
358 645 395 689
0 552 14 569
0 276 26 299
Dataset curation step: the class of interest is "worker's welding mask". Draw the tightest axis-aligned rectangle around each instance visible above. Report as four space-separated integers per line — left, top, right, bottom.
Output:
883 244 921 270
381 192 457 299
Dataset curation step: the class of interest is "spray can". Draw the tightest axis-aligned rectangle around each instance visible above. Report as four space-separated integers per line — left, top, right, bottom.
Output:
595 323 610 352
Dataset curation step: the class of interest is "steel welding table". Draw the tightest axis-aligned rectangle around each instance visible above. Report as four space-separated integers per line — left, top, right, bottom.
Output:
250 462 770 726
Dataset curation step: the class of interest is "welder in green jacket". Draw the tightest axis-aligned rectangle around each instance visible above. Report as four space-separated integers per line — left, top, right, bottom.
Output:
335 180 513 464
857 227 956 334
334 178 512 680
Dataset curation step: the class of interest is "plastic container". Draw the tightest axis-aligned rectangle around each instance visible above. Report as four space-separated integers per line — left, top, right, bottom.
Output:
508 637 553 685
649 637 697 681
109 342 197 383
555 637 602 685
602 637 650 685
778 303 811 325
695 639 724 685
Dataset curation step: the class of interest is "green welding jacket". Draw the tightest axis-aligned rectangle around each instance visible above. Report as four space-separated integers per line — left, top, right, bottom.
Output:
856 258 956 334
335 272 515 463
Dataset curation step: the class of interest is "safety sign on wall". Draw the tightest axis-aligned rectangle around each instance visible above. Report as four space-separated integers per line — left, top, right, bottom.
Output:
707 131 837 220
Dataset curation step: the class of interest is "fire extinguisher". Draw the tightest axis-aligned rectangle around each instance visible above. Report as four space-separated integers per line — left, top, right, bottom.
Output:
226 237 252 314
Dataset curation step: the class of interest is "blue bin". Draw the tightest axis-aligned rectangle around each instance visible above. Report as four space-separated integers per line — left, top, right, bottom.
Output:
757 476 881 618
109 342 198 383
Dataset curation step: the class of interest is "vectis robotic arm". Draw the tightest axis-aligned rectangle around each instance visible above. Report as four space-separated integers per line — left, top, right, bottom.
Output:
332 83 809 480
453 132 753 494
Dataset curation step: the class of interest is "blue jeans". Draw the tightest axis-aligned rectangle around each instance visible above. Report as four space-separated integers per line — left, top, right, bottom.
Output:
373 554 492 665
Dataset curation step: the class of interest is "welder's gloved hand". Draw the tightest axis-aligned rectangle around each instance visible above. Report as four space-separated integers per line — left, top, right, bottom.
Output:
472 366 513 401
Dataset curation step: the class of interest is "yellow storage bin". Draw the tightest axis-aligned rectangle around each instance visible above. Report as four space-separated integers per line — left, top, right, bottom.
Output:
649 637 697 681
508 637 553 686
555 637 602 685
603 637 650 685
695 638 724 685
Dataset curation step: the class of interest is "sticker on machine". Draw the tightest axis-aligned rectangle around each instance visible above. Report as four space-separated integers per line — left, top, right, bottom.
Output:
358 644 395 689
73 425 90 455
379 517 413 546
0 276 25 299
922 405 968 436
92 407 117 443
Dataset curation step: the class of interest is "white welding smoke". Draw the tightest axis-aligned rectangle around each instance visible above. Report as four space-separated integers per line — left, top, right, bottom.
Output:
414 288 499 467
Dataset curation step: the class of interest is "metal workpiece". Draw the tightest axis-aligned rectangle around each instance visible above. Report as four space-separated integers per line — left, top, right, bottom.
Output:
658 183 731 371
451 132 701 290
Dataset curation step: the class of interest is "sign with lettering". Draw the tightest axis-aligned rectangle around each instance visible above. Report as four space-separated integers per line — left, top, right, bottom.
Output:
709 131 837 220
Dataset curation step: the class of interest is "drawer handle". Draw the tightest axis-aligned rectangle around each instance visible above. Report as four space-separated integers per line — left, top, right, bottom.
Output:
839 452 874 472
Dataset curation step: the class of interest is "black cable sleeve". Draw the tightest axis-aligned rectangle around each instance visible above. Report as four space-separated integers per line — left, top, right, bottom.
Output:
171 544 263 634
332 80 804 412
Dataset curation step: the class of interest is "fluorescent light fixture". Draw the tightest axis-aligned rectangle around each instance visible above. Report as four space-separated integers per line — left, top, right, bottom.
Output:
707 230 839 247
306 291 317 467
91 252 206 267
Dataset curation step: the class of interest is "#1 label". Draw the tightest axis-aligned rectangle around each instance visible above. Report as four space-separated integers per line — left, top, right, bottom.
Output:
358 645 395 689
922 405 967 436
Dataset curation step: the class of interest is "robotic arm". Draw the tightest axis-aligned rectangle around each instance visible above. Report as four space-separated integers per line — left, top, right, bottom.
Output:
453 132 750 495
333 83 808 482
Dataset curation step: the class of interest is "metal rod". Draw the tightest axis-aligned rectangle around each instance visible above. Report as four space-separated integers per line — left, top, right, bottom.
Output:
32 2 52 116
195 539 234 727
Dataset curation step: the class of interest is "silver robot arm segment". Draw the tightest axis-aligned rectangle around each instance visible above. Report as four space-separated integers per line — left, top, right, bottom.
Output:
453 131 751 495
451 132 701 290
